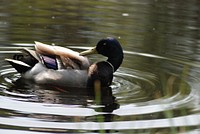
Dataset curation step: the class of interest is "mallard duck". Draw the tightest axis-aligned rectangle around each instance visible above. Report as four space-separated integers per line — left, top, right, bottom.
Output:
5 37 123 88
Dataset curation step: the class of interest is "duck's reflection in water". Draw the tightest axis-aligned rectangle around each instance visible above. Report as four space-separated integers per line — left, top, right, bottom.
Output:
8 78 119 125
10 78 118 107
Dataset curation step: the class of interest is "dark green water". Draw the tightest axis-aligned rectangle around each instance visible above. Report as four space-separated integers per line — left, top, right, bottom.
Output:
0 0 200 133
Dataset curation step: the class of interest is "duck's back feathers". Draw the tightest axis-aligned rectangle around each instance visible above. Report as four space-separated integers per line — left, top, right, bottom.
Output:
34 41 90 69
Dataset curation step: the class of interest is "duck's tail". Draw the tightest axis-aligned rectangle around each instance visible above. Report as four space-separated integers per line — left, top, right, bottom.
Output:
5 59 32 73
5 48 40 73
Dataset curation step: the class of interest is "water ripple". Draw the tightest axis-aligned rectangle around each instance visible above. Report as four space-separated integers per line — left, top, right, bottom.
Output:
0 114 199 130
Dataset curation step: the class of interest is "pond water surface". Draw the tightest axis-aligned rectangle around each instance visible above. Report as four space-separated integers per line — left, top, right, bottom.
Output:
0 0 200 133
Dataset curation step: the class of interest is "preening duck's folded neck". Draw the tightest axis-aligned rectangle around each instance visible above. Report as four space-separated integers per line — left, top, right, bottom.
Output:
107 56 123 72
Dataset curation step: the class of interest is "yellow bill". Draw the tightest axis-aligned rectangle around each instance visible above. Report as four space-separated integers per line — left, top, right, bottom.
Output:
79 47 98 56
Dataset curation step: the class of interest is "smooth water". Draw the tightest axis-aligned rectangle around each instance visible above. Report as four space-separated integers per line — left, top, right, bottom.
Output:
0 0 200 133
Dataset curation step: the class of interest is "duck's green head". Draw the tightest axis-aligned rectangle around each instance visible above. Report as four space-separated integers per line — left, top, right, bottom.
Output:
80 37 124 72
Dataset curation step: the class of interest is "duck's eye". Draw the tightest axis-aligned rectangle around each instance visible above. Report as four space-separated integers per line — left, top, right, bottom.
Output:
103 43 107 46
